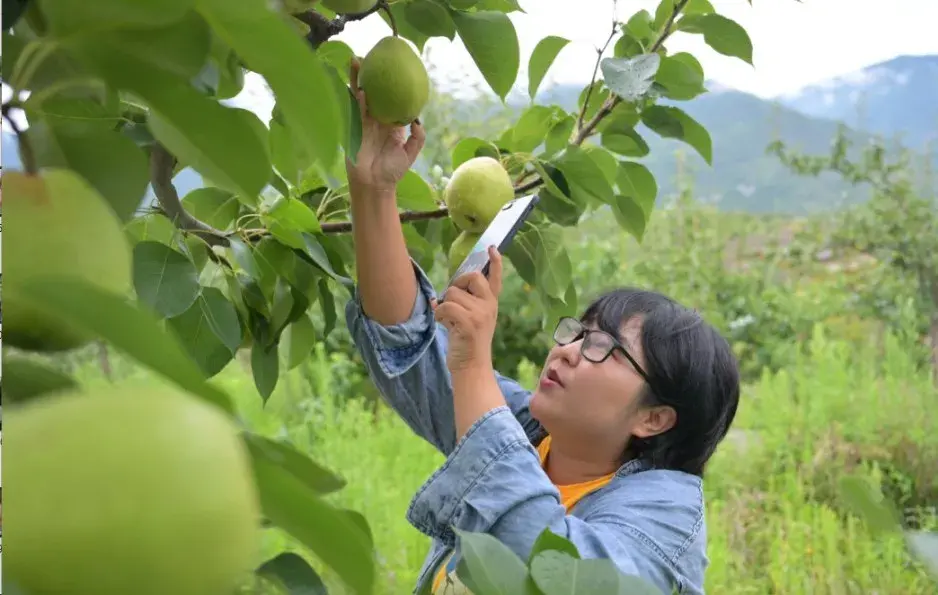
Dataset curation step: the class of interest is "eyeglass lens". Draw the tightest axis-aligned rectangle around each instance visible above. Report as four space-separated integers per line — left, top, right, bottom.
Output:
553 318 616 362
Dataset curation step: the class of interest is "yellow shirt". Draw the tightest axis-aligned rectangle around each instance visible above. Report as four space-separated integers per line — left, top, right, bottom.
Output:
431 435 616 594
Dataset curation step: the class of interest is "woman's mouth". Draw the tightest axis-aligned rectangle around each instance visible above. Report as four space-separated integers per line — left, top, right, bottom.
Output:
539 368 564 389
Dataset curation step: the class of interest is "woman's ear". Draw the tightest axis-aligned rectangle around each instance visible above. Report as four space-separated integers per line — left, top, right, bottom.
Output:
632 405 677 439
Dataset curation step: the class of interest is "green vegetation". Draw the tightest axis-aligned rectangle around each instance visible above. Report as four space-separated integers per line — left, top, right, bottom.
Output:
51 196 938 592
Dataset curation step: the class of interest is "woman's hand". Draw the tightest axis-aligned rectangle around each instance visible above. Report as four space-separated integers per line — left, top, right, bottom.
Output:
346 58 425 197
431 246 504 374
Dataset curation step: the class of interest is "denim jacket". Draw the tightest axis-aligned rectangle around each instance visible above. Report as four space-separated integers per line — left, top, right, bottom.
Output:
345 261 709 595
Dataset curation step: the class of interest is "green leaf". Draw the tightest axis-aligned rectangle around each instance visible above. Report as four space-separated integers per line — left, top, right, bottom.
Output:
543 115 575 159
196 0 342 169
151 106 269 199
640 105 712 164
73 38 271 199
623 9 655 43
244 432 346 495
601 126 649 157
528 527 580 565
655 52 706 100
404 0 456 39
38 0 193 35
104 10 212 79
229 237 260 279
599 53 661 103
614 34 644 58
194 34 245 99
251 342 280 402
553 145 614 205
582 145 617 187
616 161 658 215
133 241 201 318
250 445 375 594
475 0 522 11
124 213 182 248
182 187 241 231
512 105 557 153
2 354 78 405
528 35 570 100
299 235 350 287
18 277 234 413
612 195 648 242
532 224 572 299
531 550 662 595
452 137 500 168
454 529 529 594
679 13 753 65
256 552 327 595
26 119 149 222
24 91 122 131
451 10 520 101
397 170 439 211
838 475 902 537
317 40 355 84
537 188 584 227
269 197 322 234
166 288 240 377
283 313 318 370
654 0 714 31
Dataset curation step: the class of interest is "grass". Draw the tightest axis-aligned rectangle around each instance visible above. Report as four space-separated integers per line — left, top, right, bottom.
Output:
49 295 938 594
154 322 936 594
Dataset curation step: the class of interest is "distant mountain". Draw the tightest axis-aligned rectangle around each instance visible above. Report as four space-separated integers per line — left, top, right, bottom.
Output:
537 82 869 214
777 54 938 149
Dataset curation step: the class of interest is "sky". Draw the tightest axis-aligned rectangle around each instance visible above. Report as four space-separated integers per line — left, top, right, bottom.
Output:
226 0 938 123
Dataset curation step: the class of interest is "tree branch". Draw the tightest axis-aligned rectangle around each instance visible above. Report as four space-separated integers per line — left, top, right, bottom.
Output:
296 1 387 48
149 144 229 247
577 0 618 134
573 0 688 145
151 0 690 240
318 207 449 234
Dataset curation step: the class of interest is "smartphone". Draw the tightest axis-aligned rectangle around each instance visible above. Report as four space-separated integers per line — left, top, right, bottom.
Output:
441 193 540 299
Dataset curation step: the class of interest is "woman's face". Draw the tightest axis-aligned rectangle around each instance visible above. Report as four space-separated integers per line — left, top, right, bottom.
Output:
529 316 674 453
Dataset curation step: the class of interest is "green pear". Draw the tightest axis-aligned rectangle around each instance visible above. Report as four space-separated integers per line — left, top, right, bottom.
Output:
6 385 261 595
448 230 483 278
322 0 377 13
358 36 430 126
3 169 133 352
444 156 514 233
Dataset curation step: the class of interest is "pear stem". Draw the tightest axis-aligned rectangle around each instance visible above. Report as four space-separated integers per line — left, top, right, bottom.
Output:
379 0 398 36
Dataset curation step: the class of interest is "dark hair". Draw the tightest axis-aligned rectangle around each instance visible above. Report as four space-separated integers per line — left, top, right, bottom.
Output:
581 288 740 477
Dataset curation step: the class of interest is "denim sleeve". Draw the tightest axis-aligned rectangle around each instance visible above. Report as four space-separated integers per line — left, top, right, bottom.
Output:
406 407 704 595
344 260 545 456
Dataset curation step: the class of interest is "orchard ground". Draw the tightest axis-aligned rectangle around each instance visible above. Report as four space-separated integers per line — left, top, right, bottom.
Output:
56 200 938 595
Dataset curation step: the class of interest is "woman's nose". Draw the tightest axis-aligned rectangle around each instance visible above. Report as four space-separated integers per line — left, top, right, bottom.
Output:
556 339 582 366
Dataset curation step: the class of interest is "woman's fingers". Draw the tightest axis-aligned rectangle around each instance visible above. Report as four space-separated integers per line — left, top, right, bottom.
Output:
404 118 426 164
349 59 370 122
485 246 504 298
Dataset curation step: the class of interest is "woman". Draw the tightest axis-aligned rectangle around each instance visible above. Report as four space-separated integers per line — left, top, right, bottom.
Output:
343 61 740 595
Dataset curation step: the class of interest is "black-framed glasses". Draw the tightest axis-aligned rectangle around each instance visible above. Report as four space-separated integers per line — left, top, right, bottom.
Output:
552 316 652 383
